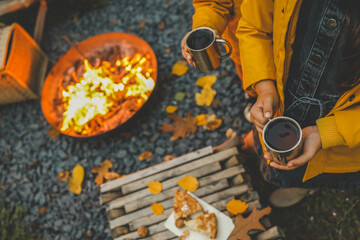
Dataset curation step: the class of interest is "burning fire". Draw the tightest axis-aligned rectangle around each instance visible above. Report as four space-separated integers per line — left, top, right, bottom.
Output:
60 53 155 135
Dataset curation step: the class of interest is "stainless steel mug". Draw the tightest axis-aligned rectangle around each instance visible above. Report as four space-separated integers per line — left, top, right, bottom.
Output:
262 116 302 164
185 27 232 72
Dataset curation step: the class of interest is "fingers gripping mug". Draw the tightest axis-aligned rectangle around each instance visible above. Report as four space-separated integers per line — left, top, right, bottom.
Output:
262 116 302 164
185 27 232 72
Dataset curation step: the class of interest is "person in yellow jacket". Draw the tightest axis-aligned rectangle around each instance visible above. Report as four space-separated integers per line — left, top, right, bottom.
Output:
181 0 244 78
182 0 360 207
237 0 360 206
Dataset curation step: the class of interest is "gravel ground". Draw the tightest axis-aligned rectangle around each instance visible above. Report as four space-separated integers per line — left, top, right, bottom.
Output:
0 0 250 239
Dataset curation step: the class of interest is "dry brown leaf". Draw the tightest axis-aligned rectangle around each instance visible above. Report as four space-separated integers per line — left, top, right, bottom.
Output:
171 60 189 76
158 21 165 30
68 164 84 195
139 151 153 161
212 99 221 106
203 114 222 130
104 172 121 182
195 85 216 106
158 113 197 141
139 21 146 29
39 206 47 214
165 105 178 114
228 206 272 240
165 48 171 54
57 170 69 182
196 75 217 88
148 181 162 194
111 18 118 24
226 199 249 215
92 160 113 186
178 176 199 192
163 154 175 161
0 185 5 189
48 128 60 140
196 114 208 126
151 203 164 215
205 118 222 130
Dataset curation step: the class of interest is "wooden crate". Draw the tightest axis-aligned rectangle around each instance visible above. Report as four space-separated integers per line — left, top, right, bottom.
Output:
100 146 286 240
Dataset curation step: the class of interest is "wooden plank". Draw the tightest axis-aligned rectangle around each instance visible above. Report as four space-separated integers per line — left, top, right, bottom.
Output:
0 0 37 16
255 226 284 240
101 146 213 193
198 165 245 186
224 156 239 168
125 176 228 213
110 179 229 229
128 184 250 231
100 192 123 205
121 147 238 194
106 163 222 211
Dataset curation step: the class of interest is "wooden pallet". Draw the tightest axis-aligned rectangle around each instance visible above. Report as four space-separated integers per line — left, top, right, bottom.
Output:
100 145 286 240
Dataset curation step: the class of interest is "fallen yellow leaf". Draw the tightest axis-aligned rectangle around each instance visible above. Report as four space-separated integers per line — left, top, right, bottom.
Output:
165 105 178 114
92 160 113 186
163 155 175 161
171 60 189 76
151 203 164 215
205 118 222 130
226 199 249 215
178 176 199 192
139 151 152 161
195 85 216 106
148 181 162 194
57 170 69 182
196 114 208 126
69 164 84 195
104 172 121 182
196 75 217 88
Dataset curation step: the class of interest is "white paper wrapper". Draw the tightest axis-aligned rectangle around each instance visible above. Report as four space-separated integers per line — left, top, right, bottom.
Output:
164 192 235 240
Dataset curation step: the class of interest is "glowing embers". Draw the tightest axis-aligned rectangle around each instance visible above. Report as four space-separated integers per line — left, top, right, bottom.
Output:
59 52 155 136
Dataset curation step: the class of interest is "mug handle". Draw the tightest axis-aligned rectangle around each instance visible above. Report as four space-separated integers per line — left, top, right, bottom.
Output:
215 38 232 59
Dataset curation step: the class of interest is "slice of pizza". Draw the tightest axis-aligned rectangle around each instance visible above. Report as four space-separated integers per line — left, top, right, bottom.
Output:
185 211 218 239
173 190 203 220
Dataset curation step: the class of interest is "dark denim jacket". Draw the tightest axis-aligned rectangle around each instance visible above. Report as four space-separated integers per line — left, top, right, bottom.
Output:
283 0 346 128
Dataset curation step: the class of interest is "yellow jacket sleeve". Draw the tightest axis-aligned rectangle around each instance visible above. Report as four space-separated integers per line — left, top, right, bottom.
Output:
192 0 234 34
236 0 276 92
316 104 360 149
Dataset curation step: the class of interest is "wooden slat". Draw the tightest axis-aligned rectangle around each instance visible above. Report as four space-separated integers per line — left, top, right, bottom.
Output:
107 162 223 211
255 226 284 240
101 146 213 193
110 179 229 229
128 184 250 231
121 148 238 194
125 176 229 213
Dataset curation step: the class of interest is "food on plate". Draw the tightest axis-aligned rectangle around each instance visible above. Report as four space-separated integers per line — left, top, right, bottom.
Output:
179 230 190 239
185 211 217 239
175 218 185 228
174 190 203 220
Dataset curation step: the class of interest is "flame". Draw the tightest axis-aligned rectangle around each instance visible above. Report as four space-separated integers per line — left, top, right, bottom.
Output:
60 53 155 134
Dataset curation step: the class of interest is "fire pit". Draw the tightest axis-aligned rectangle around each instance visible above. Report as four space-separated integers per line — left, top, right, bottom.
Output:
41 32 157 138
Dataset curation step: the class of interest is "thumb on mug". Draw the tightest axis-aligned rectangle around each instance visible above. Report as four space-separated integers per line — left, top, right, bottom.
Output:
263 99 273 119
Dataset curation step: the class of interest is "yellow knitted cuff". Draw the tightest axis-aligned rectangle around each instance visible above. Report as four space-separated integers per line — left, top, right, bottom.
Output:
316 116 346 149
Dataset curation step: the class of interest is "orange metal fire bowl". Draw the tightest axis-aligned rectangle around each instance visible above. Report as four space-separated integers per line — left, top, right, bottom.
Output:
41 32 158 138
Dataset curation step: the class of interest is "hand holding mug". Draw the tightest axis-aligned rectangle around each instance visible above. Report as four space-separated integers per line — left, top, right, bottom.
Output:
250 80 280 134
181 27 232 72
267 125 322 170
